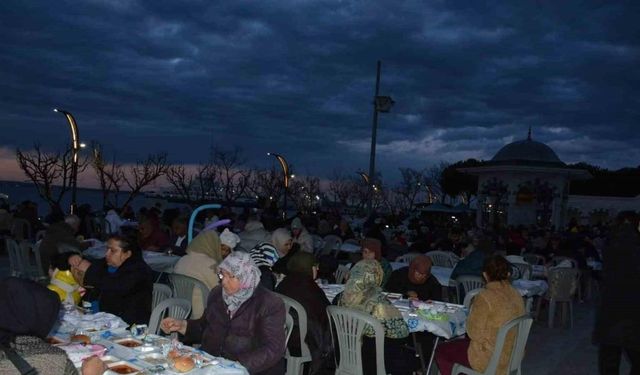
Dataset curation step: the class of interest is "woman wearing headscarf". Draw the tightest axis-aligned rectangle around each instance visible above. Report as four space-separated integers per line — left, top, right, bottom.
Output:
174 230 223 318
0 278 106 375
250 241 280 291
337 260 414 375
161 252 287 375
276 252 331 373
270 228 296 275
360 238 393 288
385 255 442 301
220 228 241 259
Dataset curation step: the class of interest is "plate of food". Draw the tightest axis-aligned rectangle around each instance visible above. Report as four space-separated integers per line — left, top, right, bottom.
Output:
106 361 143 374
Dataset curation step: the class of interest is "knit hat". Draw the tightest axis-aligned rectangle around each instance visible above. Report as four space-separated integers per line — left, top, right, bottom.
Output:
220 228 241 250
250 243 279 268
291 217 303 230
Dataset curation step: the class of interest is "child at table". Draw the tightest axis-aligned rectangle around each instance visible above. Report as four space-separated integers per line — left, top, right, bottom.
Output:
48 252 85 305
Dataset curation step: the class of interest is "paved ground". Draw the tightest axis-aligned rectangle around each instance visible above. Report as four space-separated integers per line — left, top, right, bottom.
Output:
0 254 629 374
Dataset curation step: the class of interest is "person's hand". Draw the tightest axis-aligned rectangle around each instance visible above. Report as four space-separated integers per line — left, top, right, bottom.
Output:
68 254 83 268
81 355 107 375
406 291 419 300
160 318 187 335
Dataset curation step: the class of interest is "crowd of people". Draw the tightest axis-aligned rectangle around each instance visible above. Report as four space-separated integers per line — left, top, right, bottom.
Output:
1 199 639 374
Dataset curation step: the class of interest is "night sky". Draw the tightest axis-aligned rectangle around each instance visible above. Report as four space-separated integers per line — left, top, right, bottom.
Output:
1 1 639 185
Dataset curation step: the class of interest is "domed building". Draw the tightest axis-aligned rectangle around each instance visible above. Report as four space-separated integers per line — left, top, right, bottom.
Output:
459 130 591 229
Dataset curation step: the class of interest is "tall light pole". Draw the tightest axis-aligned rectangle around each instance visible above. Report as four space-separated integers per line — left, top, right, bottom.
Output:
54 108 81 215
367 60 394 214
267 152 291 220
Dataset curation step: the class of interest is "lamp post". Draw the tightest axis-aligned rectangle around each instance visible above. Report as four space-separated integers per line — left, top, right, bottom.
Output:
53 108 81 215
267 152 291 220
367 60 394 214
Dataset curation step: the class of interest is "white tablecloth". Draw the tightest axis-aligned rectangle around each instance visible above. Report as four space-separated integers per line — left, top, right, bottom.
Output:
319 284 467 339
83 244 180 273
336 242 361 253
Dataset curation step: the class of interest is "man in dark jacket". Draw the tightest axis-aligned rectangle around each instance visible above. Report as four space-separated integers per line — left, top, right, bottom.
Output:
40 215 90 274
594 212 640 374
450 237 493 281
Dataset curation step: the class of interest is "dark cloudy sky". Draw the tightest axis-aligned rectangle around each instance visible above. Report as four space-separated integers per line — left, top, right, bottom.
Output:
1 0 639 185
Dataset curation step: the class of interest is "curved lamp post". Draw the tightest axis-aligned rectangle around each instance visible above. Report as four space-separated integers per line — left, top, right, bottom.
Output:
53 108 81 215
267 152 291 220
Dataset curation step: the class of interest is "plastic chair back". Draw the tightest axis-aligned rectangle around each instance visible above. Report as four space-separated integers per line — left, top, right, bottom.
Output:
148 298 192 335
6 238 25 277
11 219 32 241
452 315 533 375
551 256 578 268
425 251 455 267
321 235 342 257
152 283 173 311
276 293 312 375
26 240 47 282
327 305 386 375
395 252 420 264
168 273 211 317
547 268 580 301
463 288 483 309
335 264 350 284
35 230 47 242
455 275 485 303
522 253 545 266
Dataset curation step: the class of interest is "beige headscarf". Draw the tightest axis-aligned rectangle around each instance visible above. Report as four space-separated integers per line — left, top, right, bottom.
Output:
186 230 222 263
271 228 292 255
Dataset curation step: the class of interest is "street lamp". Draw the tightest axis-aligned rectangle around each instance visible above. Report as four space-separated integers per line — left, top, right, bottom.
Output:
53 108 81 215
267 152 291 220
367 60 394 214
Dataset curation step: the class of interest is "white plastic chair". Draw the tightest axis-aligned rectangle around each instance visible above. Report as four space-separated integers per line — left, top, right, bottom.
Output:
23 240 47 282
320 235 342 257
522 253 545 266
452 315 533 375
455 275 485 304
11 218 32 241
6 238 25 277
168 273 211 318
276 294 312 375
538 268 580 328
335 265 350 284
152 283 173 311
148 298 192 335
463 288 483 309
510 262 533 280
425 251 455 267
395 252 420 264
327 305 386 375
550 256 578 268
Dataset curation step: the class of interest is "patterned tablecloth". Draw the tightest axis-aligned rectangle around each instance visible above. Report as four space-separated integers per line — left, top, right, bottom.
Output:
320 284 467 339
83 243 180 273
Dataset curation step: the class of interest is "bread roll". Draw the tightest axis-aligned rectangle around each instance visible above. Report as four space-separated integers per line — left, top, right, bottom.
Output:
173 356 195 373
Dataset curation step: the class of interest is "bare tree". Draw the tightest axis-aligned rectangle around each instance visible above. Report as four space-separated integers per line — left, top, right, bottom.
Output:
425 162 449 203
92 144 125 209
290 174 321 214
165 162 213 206
328 170 355 208
209 146 251 205
393 167 427 213
120 153 169 210
246 165 284 208
16 144 88 212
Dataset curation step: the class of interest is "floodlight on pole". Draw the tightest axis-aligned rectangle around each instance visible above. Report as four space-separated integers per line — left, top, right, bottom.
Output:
267 152 291 220
53 108 81 215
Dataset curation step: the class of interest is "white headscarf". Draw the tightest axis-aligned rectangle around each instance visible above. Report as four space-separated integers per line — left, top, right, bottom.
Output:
218 252 261 313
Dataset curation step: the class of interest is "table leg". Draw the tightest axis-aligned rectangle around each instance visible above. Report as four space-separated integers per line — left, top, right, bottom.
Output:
412 332 427 375
426 336 440 375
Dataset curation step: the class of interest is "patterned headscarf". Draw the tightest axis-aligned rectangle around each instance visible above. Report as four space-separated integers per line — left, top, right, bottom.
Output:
250 243 279 268
186 230 222 263
339 260 408 339
219 252 261 313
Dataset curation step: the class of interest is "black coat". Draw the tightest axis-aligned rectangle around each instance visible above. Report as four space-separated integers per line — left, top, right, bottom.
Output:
184 286 286 375
593 223 640 350
83 256 153 325
385 267 443 302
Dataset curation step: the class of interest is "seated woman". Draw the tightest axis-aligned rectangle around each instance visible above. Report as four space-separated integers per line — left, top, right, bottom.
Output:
173 230 222 318
360 238 392 288
0 277 105 375
435 255 525 375
220 228 241 259
160 252 286 375
275 252 331 373
250 241 280 291
270 228 296 275
137 214 170 251
385 255 442 301
71 234 153 325
337 260 415 375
